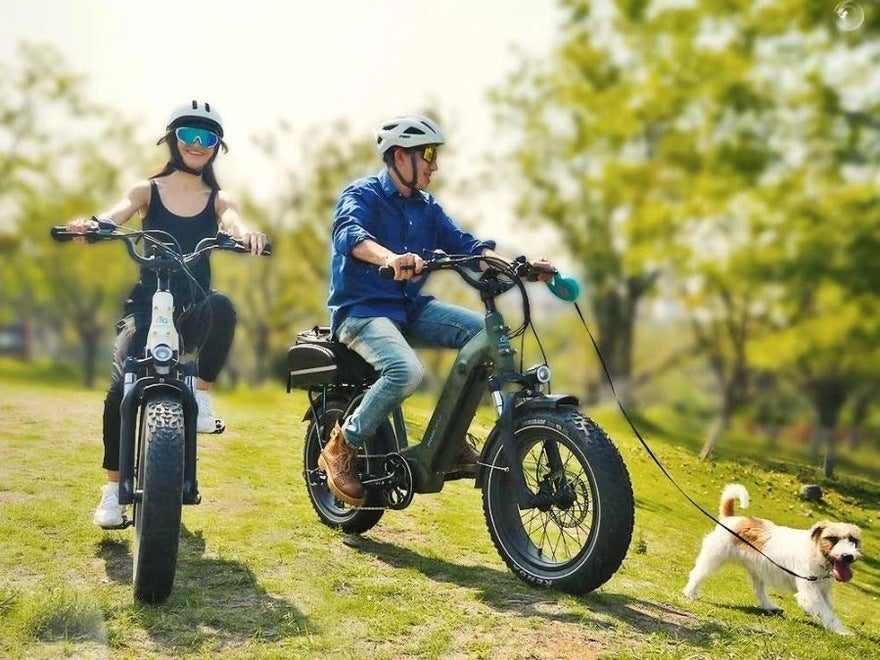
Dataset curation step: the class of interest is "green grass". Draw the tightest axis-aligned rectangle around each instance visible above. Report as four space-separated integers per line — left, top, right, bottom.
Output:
0 378 878 659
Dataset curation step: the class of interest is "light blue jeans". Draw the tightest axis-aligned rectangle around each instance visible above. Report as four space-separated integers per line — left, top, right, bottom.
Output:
336 300 484 448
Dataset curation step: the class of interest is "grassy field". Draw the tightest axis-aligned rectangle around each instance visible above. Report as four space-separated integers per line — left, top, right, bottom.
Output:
1 372 878 659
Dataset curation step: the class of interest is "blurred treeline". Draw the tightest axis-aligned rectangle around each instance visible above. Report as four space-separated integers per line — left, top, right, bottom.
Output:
2 1 879 475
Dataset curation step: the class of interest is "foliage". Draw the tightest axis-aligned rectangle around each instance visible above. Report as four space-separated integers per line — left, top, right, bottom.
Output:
214 119 379 383
491 0 880 459
0 42 152 385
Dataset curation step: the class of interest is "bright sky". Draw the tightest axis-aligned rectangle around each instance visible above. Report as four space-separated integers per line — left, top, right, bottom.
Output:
1 0 562 242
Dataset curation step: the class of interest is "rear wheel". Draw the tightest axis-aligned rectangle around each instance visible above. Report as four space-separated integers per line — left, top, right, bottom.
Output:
303 392 385 534
482 408 634 594
132 394 185 605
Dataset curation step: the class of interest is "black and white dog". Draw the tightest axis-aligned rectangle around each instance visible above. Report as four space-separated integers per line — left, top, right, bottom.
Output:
683 483 862 634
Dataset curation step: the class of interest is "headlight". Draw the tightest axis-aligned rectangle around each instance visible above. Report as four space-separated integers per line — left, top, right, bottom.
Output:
525 363 551 385
152 344 174 363
534 364 552 384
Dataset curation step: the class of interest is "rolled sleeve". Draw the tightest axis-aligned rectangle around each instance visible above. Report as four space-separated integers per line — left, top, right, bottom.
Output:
332 190 377 255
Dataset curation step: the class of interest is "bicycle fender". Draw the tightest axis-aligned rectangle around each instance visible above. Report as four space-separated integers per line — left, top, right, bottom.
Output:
513 393 580 411
475 394 579 490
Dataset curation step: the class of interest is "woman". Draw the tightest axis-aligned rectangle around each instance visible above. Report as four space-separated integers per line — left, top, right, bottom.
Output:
66 100 268 528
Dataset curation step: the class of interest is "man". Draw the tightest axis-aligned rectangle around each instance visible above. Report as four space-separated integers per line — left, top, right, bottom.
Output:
322 114 551 506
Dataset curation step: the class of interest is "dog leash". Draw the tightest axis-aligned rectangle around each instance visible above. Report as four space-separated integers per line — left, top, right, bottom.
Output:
569 301 824 582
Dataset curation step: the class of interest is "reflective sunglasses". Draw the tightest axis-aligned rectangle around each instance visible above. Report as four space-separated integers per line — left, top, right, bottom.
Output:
419 145 438 163
175 127 220 149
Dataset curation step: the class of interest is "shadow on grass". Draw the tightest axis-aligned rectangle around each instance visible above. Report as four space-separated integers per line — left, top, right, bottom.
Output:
96 525 311 652
714 599 880 644
352 537 730 645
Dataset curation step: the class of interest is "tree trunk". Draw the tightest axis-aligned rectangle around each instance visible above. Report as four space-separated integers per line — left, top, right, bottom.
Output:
80 326 103 388
700 396 732 460
592 280 642 407
818 424 836 478
807 376 848 478
251 322 271 385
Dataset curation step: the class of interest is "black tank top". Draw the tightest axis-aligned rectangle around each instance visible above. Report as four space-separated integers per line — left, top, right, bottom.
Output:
125 181 219 312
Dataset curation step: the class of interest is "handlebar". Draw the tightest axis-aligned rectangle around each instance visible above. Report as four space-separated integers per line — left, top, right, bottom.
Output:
378 251 580 303
50 218 272 269
50 219 118 243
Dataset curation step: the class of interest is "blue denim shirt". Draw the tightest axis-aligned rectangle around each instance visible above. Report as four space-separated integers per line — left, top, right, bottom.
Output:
328 170 496 335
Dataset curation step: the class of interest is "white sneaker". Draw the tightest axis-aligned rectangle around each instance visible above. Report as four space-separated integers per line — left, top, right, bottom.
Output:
195 389 226 434
93 482 126 528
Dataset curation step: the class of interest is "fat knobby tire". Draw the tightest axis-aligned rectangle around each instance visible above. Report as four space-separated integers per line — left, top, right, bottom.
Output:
133 395 185 605
482 407 634 594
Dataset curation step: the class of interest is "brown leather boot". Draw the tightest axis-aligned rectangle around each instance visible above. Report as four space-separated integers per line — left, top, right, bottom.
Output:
445 435 481 479
318 422 365 506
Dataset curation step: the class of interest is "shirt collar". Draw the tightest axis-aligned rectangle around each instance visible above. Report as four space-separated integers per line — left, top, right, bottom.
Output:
379 169 428 203
378 169 398 197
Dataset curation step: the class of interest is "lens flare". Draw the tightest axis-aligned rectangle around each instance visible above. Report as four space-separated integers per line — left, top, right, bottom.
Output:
835 2 865 32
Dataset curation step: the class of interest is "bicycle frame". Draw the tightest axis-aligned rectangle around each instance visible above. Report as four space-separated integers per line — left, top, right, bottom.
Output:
298 253 635 594
363 272 578 507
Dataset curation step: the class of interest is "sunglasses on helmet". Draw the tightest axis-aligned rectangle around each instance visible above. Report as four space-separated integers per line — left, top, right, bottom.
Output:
175 127 220 149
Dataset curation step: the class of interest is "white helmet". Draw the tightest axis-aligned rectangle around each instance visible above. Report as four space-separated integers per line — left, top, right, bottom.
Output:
166 100 224 138
375 115 445 154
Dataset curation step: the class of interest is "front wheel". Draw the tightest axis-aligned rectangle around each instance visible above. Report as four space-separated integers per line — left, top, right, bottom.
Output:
482 408 634 594
132 394 185 605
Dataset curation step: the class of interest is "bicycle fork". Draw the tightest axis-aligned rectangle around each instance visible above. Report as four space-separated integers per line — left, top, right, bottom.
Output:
489 382 567 511
117 371 200 506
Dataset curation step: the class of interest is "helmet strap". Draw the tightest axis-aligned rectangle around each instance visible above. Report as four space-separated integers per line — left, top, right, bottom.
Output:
170 160 203 176
389 149 419 194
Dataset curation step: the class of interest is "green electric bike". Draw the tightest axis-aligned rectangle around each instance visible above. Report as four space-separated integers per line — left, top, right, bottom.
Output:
287 252 634 593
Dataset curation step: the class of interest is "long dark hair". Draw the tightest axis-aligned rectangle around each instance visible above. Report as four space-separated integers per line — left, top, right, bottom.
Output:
152 130 229 191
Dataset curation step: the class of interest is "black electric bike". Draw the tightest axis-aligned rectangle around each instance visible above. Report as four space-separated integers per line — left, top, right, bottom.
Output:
51 219 270 604
288 252 634 594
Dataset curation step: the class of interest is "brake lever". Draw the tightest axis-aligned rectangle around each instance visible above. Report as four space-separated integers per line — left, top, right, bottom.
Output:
214 231 241 250
94 218 118 233
512 255 542 281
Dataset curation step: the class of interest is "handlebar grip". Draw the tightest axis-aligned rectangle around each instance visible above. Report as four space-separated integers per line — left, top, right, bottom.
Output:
50 226 77 242
233 243 272 256
378 266 395 279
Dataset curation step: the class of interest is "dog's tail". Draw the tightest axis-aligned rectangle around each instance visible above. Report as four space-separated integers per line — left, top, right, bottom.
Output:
719 483 749 517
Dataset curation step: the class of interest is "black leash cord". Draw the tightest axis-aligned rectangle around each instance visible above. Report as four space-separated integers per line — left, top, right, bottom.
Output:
571 302 823 582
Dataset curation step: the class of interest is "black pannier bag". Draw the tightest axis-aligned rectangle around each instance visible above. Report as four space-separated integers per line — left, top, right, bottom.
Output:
287 326 375 390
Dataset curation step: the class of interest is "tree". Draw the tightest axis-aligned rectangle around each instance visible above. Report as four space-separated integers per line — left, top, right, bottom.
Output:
750 183 880 475
492 0 880 460
1 42 150 385
214 119 378 383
